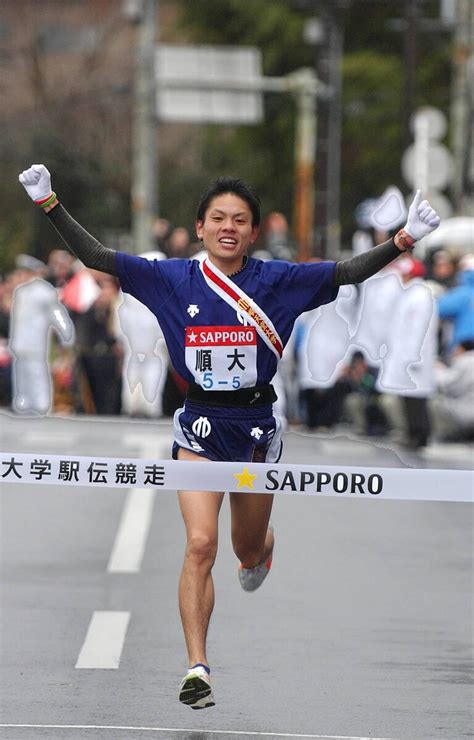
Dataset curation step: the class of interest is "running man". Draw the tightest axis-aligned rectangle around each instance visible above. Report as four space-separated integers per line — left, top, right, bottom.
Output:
19 164 440 709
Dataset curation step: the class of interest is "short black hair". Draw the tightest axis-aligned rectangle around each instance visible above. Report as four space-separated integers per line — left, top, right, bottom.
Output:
350 350 366 364
196 176 261 227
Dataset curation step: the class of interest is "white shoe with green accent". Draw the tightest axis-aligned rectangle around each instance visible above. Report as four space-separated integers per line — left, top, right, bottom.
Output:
179 665 215 710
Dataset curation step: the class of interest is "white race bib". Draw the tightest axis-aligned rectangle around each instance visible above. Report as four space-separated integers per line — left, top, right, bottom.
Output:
185 325 257 389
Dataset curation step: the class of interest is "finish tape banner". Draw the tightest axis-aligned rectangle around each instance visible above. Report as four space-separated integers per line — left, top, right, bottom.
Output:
1 452 472 502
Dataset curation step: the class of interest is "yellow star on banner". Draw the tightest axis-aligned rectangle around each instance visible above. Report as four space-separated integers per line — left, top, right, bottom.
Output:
233 466 257 490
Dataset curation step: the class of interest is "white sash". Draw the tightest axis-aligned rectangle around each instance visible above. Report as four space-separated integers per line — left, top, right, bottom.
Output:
199 259 283 359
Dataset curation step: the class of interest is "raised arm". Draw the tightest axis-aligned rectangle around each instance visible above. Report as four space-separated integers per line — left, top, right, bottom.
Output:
18 164 117 276
333 190 440 286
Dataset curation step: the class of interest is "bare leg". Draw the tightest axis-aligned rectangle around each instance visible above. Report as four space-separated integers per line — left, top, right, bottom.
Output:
229 491 274 567
177 447 224 668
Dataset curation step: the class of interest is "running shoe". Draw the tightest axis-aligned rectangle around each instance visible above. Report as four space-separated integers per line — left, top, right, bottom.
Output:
178 665 215 710
238 525 274 592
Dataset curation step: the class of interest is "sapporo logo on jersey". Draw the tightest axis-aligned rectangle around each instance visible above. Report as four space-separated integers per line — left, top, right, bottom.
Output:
186 326 257 346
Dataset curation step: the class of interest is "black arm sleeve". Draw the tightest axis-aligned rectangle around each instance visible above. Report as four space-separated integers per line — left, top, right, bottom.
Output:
333 238 401 286
46 204 117 276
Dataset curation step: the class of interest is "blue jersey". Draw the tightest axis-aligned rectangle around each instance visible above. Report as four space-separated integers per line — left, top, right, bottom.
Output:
116 253 337 389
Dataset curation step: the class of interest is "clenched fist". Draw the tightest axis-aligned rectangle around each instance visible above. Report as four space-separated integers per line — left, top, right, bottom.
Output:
19 164 54 204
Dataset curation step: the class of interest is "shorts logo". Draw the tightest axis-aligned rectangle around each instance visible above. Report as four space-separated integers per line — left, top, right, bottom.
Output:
192 416 212 438
250 426 263 440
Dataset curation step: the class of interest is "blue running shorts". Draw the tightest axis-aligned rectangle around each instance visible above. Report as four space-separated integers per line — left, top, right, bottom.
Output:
172 400 283 463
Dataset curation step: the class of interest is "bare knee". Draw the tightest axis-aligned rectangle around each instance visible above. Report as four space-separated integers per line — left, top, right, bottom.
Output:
185 531 218 568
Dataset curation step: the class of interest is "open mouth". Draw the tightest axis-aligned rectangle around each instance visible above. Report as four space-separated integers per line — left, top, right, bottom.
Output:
218 238 238 247
218 238 240 252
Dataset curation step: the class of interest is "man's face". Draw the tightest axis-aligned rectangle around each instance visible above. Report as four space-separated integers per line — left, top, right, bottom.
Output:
196 193 259 269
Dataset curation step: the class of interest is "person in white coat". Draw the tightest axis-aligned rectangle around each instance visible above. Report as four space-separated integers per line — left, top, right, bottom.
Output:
431 341 474 440
9 262 74 414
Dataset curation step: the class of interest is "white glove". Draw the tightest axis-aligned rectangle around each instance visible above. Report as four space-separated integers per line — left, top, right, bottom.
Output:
18 164 53 203
404 189 440 241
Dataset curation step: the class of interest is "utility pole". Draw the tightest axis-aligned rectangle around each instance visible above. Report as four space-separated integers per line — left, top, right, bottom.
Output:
130 0 158 254
401 0 420 152
293 69 318 262
314 1 345 259
325 3 344 260
450 0 473 213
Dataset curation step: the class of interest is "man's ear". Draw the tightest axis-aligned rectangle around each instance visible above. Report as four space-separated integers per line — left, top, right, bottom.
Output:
250 225 260 244
195 220 204 239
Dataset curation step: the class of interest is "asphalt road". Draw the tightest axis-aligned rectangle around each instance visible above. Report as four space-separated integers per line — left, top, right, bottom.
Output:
0 411 472 740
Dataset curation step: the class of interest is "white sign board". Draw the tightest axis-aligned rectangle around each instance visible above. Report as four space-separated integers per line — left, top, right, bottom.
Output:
156 44 263 124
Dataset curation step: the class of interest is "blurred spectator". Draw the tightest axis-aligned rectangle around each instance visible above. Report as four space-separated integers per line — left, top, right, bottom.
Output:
118 250 169 418
47 248 75 289
250 248 272 261
431 341 474 441
437 254 474 353
166 226 191 258
14 253 48 281
188 240 204 257
152 217 172 252
352 265 405 370
294 285 357 429
376 257 438 449
263 211 296 260
338 350 389 436
352 185 407 258
50 344 75 415
429 249 458 291
9 256 74 415
423 249 459 358
72 275 122 415
369 185 407 245
0 275 13 405
61 264 101 313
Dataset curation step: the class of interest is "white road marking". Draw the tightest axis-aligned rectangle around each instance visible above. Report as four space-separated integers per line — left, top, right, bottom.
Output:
0 726 394 739
123 433 174 458
106 434 165 573
107 489 155 573
422 442 474 463
21 432 81 446
75 611 130 669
